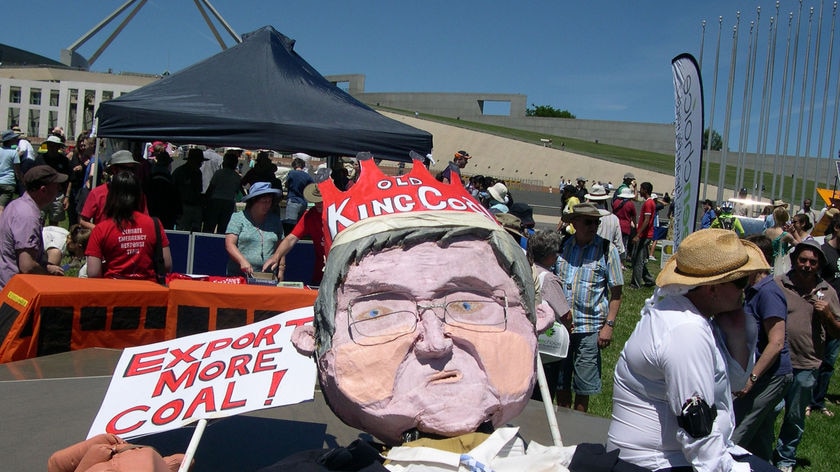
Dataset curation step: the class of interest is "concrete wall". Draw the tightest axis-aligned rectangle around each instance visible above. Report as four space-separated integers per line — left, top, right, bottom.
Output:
358 92 528 119
353 90 675 155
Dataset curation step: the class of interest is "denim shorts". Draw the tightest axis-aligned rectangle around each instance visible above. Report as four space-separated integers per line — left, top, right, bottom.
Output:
558 331 602 395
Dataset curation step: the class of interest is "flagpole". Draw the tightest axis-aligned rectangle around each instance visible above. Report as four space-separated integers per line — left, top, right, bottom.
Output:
736 17 757 198
828 3 840 206
791 6 814 205
780 0 805 201
704 16 724 201
756 12 779 203
772 11 795 200
718 15 741 205
803 1 824 206
816 1 837 201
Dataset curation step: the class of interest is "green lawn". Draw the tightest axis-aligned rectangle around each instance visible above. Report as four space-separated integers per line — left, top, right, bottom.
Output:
381 107 823 199
586 253 840 471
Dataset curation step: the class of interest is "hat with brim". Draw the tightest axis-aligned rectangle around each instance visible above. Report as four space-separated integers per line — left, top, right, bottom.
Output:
623 172 635 180
11 126 25 138
243 182 281 202
107 150 137 167
656 229 770 288
585 184 610 201
790 239 827 268
488 182 508 203
44 135 65 147
187 149 209 161
772 199 788 208
303 183 323 203
23 165 68 187
561 202 604 223
509 202 535 227
495 212 524 239
617 187 635 199
1 130 20 142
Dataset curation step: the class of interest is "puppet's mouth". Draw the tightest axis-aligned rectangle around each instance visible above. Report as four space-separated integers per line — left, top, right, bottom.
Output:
427 370 461 384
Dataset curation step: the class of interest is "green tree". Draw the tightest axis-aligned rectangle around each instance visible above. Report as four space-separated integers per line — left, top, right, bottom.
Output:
526 104 576 119
703 128 723 151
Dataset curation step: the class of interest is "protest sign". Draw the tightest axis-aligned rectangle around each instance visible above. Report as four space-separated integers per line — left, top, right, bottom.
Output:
88 307 316 439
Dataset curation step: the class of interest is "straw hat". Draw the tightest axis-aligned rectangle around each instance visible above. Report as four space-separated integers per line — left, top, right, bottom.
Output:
303 183 323 203
561 202 604 223
656 229 770 287
772 199 788 208
495 212 523 239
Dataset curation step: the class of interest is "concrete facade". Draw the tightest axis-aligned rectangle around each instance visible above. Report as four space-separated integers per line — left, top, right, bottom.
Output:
359 91 528 119
0 67 157 140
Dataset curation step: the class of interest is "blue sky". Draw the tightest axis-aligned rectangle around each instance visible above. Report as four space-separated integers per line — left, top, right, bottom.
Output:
3 1 838 155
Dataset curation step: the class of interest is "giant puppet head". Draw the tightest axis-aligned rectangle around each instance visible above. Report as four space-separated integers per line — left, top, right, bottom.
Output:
291 152 552 445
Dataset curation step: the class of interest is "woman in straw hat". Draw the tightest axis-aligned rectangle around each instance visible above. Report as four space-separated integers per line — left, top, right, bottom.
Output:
607 229 778 472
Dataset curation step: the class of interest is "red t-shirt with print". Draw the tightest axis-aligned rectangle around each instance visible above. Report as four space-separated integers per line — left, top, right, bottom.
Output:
86 211 169 281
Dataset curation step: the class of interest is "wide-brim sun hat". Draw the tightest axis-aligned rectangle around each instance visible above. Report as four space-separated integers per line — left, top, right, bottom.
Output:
495 212 524 239
617 187 635 199
656 228 770 287
561 202 604 223
107 150 137 167
585 184 610 201
303 183 323 203
488 182 508 203
243 181 281 202
44 135 65 147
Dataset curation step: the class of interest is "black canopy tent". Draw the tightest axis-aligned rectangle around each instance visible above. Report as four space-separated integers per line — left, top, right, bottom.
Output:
94 26 432 162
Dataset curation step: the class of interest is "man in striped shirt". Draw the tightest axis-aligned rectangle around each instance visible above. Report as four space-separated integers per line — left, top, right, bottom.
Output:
554 202 624 412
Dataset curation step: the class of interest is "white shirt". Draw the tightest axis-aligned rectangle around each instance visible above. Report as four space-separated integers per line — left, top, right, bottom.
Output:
385 427 576 472
596 212 626 255
17 138 35 162
607 292 751 472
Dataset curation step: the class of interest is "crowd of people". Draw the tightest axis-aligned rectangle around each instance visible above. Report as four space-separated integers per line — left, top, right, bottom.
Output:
5 129 840 471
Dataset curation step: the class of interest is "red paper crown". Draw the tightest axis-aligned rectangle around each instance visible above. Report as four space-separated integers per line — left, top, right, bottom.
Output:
319 152 497 252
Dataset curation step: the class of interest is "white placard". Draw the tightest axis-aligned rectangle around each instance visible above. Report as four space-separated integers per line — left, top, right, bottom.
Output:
88 307 317 439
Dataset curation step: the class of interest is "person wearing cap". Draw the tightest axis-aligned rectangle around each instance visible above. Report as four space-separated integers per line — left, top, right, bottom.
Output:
283 156 315 227
33 135 72 226
772 240 840 472
629 182 656 289
0 165 68 288
79 150 146 230
0 129 23 216
607 229 775 472
574 176 588 200
11 126 36 179
586 184 626 260
612 186 637 261
440 150 471 185
554 202 623 413
224 182 284 277
172 148 208 232
85 171 171 282
263 183 326 285
613 172 637 203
